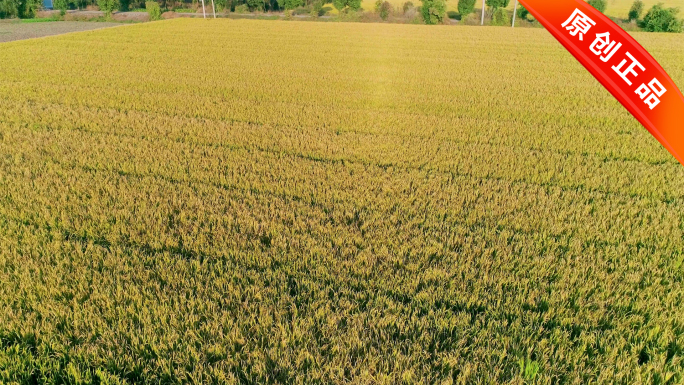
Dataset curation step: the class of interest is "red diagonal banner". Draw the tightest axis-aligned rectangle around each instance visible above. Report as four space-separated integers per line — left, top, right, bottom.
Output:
519 0 684 166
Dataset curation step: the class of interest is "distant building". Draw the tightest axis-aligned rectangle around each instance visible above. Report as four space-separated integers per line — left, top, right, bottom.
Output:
43 0 53 9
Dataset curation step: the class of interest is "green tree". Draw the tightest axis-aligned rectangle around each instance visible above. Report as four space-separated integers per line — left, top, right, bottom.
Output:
457 0 473 17
24 0 41 17
145 0 161 19
0 0 13 18
587 0 606 13
277 0 301 10
491 6 507 24
214 0 227 11
402 0 412 13
628 0 644 21
333 0 360 12
0 0 19 18
54 0 69 15
420 0 446 24
97 0 119 16
309 0 322 15
485 0 507 10
246 0 264 10
378 0 391 19
0 0 41 18
641 4 683 32
516 3 529 20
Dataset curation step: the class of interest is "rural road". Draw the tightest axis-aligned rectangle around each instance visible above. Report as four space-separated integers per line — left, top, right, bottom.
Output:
0 21 120 43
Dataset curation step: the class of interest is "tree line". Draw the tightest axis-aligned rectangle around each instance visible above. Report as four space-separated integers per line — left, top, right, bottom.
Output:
451 0 682 31
0 0 682 32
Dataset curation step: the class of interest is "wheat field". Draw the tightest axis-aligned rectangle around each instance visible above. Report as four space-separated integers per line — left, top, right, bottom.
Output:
1 19 684 384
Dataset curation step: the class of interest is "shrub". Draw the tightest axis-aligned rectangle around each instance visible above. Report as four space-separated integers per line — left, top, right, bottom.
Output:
292 4 309 14
97 0 119 16
54 0 69 15
628 0 643 21
491 6 507 25
641 4 683 32
587 0 606 13
404 5 420 21
457 0 474 17
234 3 248 12
516 3 529 20
420 0 445 24
333 0 360 12
145 1 161 19
459 10 479 24
378 0 392 19
402 1 412 13
310 0 322 16
485 0 507 10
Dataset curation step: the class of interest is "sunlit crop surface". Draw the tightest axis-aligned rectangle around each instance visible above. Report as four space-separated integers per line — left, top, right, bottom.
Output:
1 19 684 384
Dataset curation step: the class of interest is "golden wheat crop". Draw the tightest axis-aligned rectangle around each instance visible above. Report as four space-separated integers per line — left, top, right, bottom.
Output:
0 19 683 384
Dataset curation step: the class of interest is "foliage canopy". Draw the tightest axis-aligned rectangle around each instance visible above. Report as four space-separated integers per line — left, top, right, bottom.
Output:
333 0 360 12
628 0 644 21
485 0 507 10
96 0 119 15
420 0 446 24
457 0 474 17
516 3 530 20
54 0 69 14
145 0 161 19
641 4 683 32
0 0 41 18
491 5 507 24
588 0 607 13
402 0 412 13
375 0 392 19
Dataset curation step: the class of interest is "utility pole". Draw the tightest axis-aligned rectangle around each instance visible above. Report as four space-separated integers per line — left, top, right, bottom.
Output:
211 0 216 18
480 0 485 25
512 0 517 27
201 0 206 18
